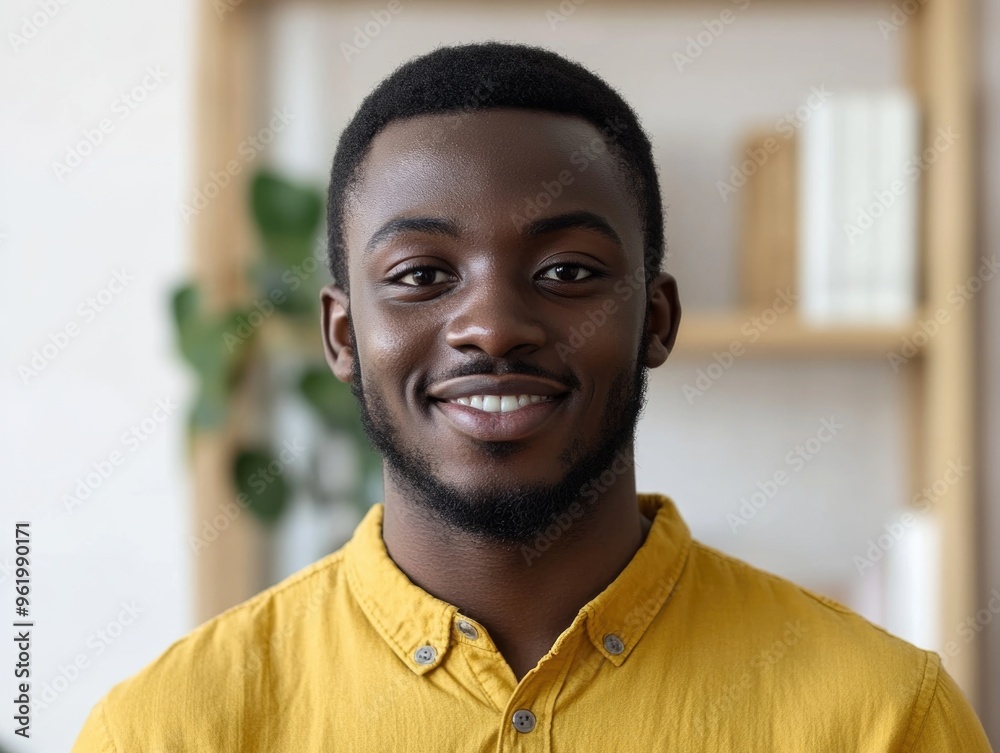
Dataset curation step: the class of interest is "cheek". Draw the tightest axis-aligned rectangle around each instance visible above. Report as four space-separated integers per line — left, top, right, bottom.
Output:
560 308 641 372
354 302 434 394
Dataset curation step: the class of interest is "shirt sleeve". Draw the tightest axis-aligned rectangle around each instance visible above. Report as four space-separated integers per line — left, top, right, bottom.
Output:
71 697 116 753
908 657 993 753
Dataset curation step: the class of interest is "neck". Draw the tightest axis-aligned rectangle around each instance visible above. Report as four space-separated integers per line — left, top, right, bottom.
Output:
380 468 653 681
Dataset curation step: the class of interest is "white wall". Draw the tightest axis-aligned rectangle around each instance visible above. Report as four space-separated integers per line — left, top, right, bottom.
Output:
0 0 195 749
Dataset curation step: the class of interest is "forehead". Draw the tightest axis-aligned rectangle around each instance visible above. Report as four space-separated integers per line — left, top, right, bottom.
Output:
343 108 643 263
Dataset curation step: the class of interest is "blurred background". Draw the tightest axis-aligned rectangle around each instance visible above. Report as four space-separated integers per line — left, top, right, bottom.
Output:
2 0 998 748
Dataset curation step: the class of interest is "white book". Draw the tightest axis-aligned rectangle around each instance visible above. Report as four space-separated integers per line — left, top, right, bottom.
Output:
836 94 877 323
798 91 920 325
797 93 837 324
871 91 920 323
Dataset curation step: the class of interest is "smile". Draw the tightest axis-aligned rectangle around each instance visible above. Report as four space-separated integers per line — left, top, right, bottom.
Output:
445 394 553 413
433 395 565 442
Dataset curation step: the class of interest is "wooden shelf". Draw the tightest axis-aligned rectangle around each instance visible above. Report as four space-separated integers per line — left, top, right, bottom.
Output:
674 312 921 358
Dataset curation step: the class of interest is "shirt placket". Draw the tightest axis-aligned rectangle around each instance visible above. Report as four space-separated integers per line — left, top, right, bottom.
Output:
451 613 583 753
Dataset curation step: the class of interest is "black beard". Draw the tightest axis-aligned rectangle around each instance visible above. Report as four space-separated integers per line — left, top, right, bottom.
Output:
347 313 650 547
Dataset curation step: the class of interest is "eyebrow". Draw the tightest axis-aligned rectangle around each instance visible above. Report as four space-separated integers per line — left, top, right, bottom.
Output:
363 209 624 256
364 217 461 256
521 210 624 248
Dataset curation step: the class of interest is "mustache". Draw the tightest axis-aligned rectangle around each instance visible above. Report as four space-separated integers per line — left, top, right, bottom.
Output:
424 356 581 392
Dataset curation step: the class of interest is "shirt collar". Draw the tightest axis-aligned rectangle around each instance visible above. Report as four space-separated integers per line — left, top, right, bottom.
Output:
343 493 691 675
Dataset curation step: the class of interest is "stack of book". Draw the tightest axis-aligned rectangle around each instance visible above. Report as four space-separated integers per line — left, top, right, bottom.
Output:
740 90 921 324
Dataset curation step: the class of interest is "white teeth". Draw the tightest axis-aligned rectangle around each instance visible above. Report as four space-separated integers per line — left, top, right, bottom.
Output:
500 396 519 412
447 394 551 413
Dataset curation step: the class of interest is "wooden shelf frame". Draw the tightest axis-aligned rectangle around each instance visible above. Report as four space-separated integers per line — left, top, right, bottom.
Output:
191 0 979 703
672 313 925 358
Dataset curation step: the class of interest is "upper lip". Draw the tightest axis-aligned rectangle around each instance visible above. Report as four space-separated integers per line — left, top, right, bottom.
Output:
427 374 571 401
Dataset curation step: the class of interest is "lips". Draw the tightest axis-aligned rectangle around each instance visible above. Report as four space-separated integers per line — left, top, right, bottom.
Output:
427 374 570 442
427 374 569 401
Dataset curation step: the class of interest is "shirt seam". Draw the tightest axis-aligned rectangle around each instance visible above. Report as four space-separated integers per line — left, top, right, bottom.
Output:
537 635 579 753
195 549 347 637
459 644 505 713
99 697 119 753
695 542 894 631
895 650 941 753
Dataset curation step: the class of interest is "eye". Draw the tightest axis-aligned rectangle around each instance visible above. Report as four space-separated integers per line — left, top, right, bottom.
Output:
540 263 595 282
393 267 450 287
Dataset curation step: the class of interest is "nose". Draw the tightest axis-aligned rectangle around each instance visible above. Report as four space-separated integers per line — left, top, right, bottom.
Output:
444 276 547 358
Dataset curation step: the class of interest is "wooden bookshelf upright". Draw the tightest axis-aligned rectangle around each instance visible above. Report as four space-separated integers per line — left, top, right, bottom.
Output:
191 0 978 703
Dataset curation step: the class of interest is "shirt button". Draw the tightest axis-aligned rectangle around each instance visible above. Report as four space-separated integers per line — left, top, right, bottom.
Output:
511 709 536 733
413 645 437 665
603 633 625 655
456 620 479 640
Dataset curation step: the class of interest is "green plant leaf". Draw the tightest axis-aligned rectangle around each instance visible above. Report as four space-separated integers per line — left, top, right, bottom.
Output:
251 262 318 316
171 283 200 329
298 367 359 428
233 447 290 524
251 170 322 245
189 381 229 430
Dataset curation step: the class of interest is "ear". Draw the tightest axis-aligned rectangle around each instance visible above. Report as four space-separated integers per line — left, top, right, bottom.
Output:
320 283 355 383
644 272 681 369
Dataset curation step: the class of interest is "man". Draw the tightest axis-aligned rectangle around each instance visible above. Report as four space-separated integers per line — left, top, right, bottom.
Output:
74 42 991 751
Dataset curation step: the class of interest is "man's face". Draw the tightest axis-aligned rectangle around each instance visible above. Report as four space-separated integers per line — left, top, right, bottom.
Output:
324 108 677 544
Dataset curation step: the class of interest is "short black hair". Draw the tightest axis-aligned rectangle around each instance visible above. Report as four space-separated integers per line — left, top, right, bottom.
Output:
326 41 664 292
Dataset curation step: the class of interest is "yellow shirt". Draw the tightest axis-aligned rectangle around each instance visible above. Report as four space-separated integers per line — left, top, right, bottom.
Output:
72 493 992 752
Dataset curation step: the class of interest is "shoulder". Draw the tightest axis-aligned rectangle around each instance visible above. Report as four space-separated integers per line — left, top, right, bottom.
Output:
73 549 349 751
685 538 923 660
677 540 969 741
